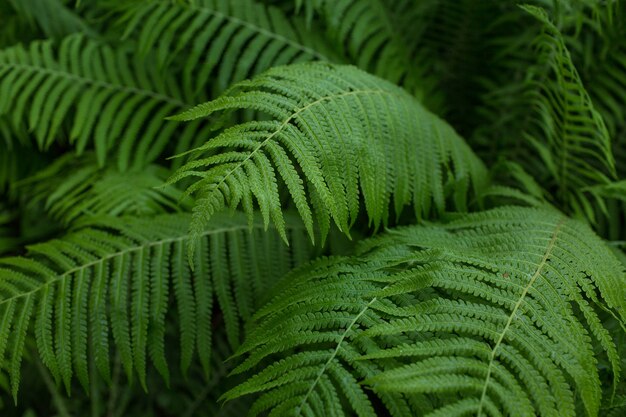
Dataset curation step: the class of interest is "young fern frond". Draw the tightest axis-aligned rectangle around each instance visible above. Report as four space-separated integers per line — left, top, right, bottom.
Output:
116 0 342 97
0 34 209 170
24 154 191 225
227 206 626 417
474 5 618 225
575 2 626 134
522 6 616 208
0 212 314 401
169 63 488 256
571 1 626 178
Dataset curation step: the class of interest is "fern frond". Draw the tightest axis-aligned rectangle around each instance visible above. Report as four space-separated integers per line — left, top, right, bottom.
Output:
293 0 442 110
169 62 487 256
224 261 420 417
23 153 191 225
0 211 314 400
570 1 626 177
522 6 616 197
228 206 626 417
0 34 209 170
473 6 617 225
116 0 342 98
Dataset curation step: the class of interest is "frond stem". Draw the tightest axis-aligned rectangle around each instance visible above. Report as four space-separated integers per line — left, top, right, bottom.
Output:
477 216 566 417
207 88 399 200
0 222 300 307
294 295 378 415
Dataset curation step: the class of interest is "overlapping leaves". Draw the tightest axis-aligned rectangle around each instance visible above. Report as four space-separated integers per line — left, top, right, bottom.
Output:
169 63 487 255
0 212 313 401
227 207 626 417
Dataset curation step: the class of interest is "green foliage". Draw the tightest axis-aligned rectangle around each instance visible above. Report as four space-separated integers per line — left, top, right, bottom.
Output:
0 0 625 416
5 0 92 40
170 63 487 253
229 207 626 417
299 0 442 109
116 0 342 96
24 153 191 225
0 212 313 401
0 34 209 170
518 6 615 218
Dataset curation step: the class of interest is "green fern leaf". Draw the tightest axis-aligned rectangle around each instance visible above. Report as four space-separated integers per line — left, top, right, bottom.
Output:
169 62 487 256
24 153 191 225
116 0 342 97
0 35 208 170
0 212 315 397
293 0 441 110
228 206 626 417
474 5 619 226
523 5 616 197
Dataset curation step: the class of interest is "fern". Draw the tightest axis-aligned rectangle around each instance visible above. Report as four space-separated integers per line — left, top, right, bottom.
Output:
3 1 626 414
570 1 626 177
0 34 210 170
24 154 191 225
115 0 342 97
522 6 616 212
0 211 313 401
471 5 619 226
293 0 442 110
169 62 487 254
227 206 626 417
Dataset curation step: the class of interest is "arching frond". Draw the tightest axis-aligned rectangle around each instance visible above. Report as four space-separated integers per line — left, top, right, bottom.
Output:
0 34 210 171
227 206 626 417
472 5 618 226
570 1 626 177
169 63 488 256
0 212 314 400
116 0 342 98
522 6 616 203
23 154 191 225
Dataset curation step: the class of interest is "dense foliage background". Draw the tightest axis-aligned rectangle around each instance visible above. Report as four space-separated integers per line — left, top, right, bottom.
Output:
0 0 625 416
